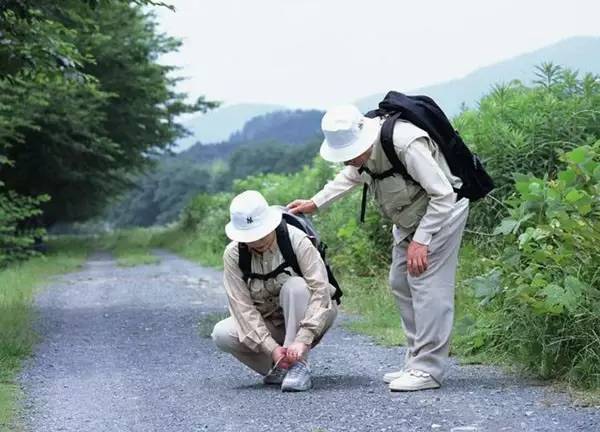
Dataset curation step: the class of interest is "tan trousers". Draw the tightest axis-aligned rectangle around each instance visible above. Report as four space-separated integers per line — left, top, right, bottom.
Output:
389 206 469 384
211 276 337 375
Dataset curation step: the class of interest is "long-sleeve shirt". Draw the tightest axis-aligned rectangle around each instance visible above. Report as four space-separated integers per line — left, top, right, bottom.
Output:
311 118 468 245
222 225 336 355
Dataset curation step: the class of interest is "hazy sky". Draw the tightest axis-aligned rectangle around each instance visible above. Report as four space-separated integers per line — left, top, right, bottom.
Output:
156 0 600 109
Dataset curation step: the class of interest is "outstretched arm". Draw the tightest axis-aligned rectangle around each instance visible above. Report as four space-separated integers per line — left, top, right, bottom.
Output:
287 165 363 214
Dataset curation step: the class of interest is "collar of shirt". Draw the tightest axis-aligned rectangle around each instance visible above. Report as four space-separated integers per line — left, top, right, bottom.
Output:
251 235 279 257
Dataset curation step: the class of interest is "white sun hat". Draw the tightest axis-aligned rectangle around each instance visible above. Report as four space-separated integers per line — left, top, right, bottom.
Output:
319 105 380 163
225 190 282 243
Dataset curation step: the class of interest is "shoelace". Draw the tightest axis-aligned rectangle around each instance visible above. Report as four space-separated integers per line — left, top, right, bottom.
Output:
266 356 285 377
407 369 430 378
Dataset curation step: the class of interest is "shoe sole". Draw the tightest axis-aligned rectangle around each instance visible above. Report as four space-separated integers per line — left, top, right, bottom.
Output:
263 380 284 386
389 383 440 392
281 382 313 392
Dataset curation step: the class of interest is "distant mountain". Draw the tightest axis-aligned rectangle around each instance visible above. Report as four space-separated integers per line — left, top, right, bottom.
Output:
175 103 286 151
180 109 324 164
228 110 323 145
355 36 600 117
178 37 600 153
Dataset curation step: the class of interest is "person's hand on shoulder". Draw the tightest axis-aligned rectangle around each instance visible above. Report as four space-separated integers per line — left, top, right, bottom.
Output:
287 199 317 215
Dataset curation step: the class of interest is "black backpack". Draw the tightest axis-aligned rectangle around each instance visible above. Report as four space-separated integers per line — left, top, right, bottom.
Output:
238 206 343 305
359 91 494 222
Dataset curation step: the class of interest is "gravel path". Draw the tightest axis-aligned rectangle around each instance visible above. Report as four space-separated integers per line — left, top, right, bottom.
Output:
18 250 600 432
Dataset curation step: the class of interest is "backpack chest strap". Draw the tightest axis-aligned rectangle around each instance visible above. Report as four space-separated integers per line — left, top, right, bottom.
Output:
238 221 302 283
358 165 397 180
241 261 293 283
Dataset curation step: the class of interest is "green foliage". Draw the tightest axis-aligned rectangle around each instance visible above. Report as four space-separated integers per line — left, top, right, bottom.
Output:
106 108 323 228
106 158 215 228
342 273 405 347
0 0 214 264
107 138 322 228
97 229 160 267
227 139 321 184
152 192 234 267
459 143 600 388
454 64 600 232
0 192 49 268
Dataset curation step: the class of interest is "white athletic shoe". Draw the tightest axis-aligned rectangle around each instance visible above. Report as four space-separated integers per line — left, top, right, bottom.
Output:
382 349 412 383
388 369 440 392
383 370 406 384
281 361 312 392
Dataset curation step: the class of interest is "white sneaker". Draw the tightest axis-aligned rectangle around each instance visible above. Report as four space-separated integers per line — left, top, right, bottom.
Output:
383 370 405 384
382 349 412 383
281 361 312 392
388 369 440 392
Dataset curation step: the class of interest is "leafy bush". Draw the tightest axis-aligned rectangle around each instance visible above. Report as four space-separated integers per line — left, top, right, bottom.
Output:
0 0 214 265
159 192 233 267
460 143 600 388
455 64 600 232
0 191 49 267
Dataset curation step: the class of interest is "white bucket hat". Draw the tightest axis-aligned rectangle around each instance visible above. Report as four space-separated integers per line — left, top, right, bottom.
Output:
225 190 282 243
320 105 380 163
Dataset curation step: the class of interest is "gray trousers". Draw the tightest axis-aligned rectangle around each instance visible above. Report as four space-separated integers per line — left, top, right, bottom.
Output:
389 206 469 383
211 276 336 375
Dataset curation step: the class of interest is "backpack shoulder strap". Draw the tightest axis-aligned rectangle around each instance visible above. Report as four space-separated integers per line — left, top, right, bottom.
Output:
379 112 416 183
275 221 303 278
238 243 252 283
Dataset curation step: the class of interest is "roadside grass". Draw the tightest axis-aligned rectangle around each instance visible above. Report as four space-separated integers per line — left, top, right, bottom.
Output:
339 273 405 347
151 226 223 269
0 237 90 431
98 228 160 267
451 239 500 364
569 386 600 408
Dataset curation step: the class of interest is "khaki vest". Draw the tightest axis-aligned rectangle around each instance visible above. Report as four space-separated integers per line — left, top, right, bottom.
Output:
359 119 431 231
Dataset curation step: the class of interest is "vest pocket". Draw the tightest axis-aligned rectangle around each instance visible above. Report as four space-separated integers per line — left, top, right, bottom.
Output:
372 176 420 219
391 193 429 230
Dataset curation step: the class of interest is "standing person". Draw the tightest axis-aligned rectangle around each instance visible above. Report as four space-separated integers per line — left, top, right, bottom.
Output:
212 190 338 392
288 104 470 391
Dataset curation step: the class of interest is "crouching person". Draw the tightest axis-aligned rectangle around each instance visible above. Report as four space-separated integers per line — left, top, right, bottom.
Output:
212 190 338 391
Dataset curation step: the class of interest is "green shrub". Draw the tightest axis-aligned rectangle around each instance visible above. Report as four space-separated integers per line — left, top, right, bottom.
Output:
157 192 233 267
455 65 600 232
0 191 49 268
459 143 600 388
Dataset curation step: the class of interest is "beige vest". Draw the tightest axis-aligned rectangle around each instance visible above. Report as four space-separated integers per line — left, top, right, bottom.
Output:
359 119 431 231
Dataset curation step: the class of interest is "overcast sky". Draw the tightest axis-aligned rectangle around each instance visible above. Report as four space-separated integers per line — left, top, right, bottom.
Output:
156 0 600 109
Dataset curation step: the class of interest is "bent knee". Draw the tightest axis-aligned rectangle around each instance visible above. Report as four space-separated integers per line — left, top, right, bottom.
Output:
211 318 237 352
